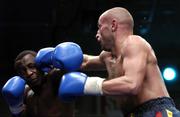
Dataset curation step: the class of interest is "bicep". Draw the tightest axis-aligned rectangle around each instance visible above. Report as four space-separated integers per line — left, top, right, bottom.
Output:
123 46 147 89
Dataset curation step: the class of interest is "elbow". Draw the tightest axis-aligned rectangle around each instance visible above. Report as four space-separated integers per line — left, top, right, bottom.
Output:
128 83 140 95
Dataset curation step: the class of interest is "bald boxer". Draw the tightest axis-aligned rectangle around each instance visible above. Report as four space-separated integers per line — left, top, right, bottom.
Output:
2 50 75 117
59 7 180 117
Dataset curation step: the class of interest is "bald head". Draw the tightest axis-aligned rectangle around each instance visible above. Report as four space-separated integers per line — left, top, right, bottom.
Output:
100 7 134 30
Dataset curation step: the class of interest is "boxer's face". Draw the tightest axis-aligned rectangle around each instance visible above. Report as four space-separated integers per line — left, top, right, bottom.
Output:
96 15 114 51
16 54 43 87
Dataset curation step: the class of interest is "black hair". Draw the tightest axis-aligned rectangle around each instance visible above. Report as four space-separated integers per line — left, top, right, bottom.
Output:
14 50 37 73
15 50 37 62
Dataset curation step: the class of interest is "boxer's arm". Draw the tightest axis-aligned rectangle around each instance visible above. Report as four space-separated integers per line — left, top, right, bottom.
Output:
59 41 148 97
102 41 147 95
81 51 106 71
12 85 32 117
46 68 66 88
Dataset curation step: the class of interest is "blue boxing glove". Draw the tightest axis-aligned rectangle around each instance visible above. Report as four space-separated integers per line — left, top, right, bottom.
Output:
35 47 54 73
52 42 83 72
2 76 26 115
59 72 105 101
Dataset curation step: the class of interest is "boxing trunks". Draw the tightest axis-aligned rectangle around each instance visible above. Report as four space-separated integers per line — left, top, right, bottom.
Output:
127 97 180 117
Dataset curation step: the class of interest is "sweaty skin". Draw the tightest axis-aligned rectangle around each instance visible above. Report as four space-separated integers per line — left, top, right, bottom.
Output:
81 7 169 112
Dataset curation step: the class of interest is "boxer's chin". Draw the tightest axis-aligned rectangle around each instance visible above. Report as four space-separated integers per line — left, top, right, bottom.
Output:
101 46 111 52
28 78 42 89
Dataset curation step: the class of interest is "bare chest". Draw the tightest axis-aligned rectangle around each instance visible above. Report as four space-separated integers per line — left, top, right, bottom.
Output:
105 55 124 79
26 94 64 116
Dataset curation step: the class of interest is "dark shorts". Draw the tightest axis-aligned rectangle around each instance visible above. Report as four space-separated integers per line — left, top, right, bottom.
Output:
127 97 180 117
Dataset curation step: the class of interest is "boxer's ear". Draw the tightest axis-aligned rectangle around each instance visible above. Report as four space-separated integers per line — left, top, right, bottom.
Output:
111 19 118 32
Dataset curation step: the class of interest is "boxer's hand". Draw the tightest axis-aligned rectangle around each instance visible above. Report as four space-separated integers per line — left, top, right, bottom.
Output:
35 47 54 73
2 76 26 115
47 68 66 80
58 72 105 102
52 42 83 72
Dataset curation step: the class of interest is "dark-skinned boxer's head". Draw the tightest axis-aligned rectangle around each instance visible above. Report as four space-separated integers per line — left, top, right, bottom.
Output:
14 50 44 91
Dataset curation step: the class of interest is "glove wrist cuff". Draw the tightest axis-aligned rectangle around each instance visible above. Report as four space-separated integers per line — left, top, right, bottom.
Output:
84 77 105 95
9 102 24 115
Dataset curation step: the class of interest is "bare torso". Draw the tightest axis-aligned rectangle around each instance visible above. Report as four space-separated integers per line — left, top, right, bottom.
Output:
101 35 169 111
24 76 74 117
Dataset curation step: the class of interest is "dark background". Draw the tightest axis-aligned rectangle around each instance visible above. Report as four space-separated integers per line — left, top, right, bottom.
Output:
0 0 180 116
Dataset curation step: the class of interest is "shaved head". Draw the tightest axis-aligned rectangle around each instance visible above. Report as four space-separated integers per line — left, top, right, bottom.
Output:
100 7 134 30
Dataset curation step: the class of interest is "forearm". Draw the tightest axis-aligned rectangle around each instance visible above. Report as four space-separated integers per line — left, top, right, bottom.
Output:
85 76 134 96
102 76 138 95
81 54 106 71
81 54 93 70
76 75 133 96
